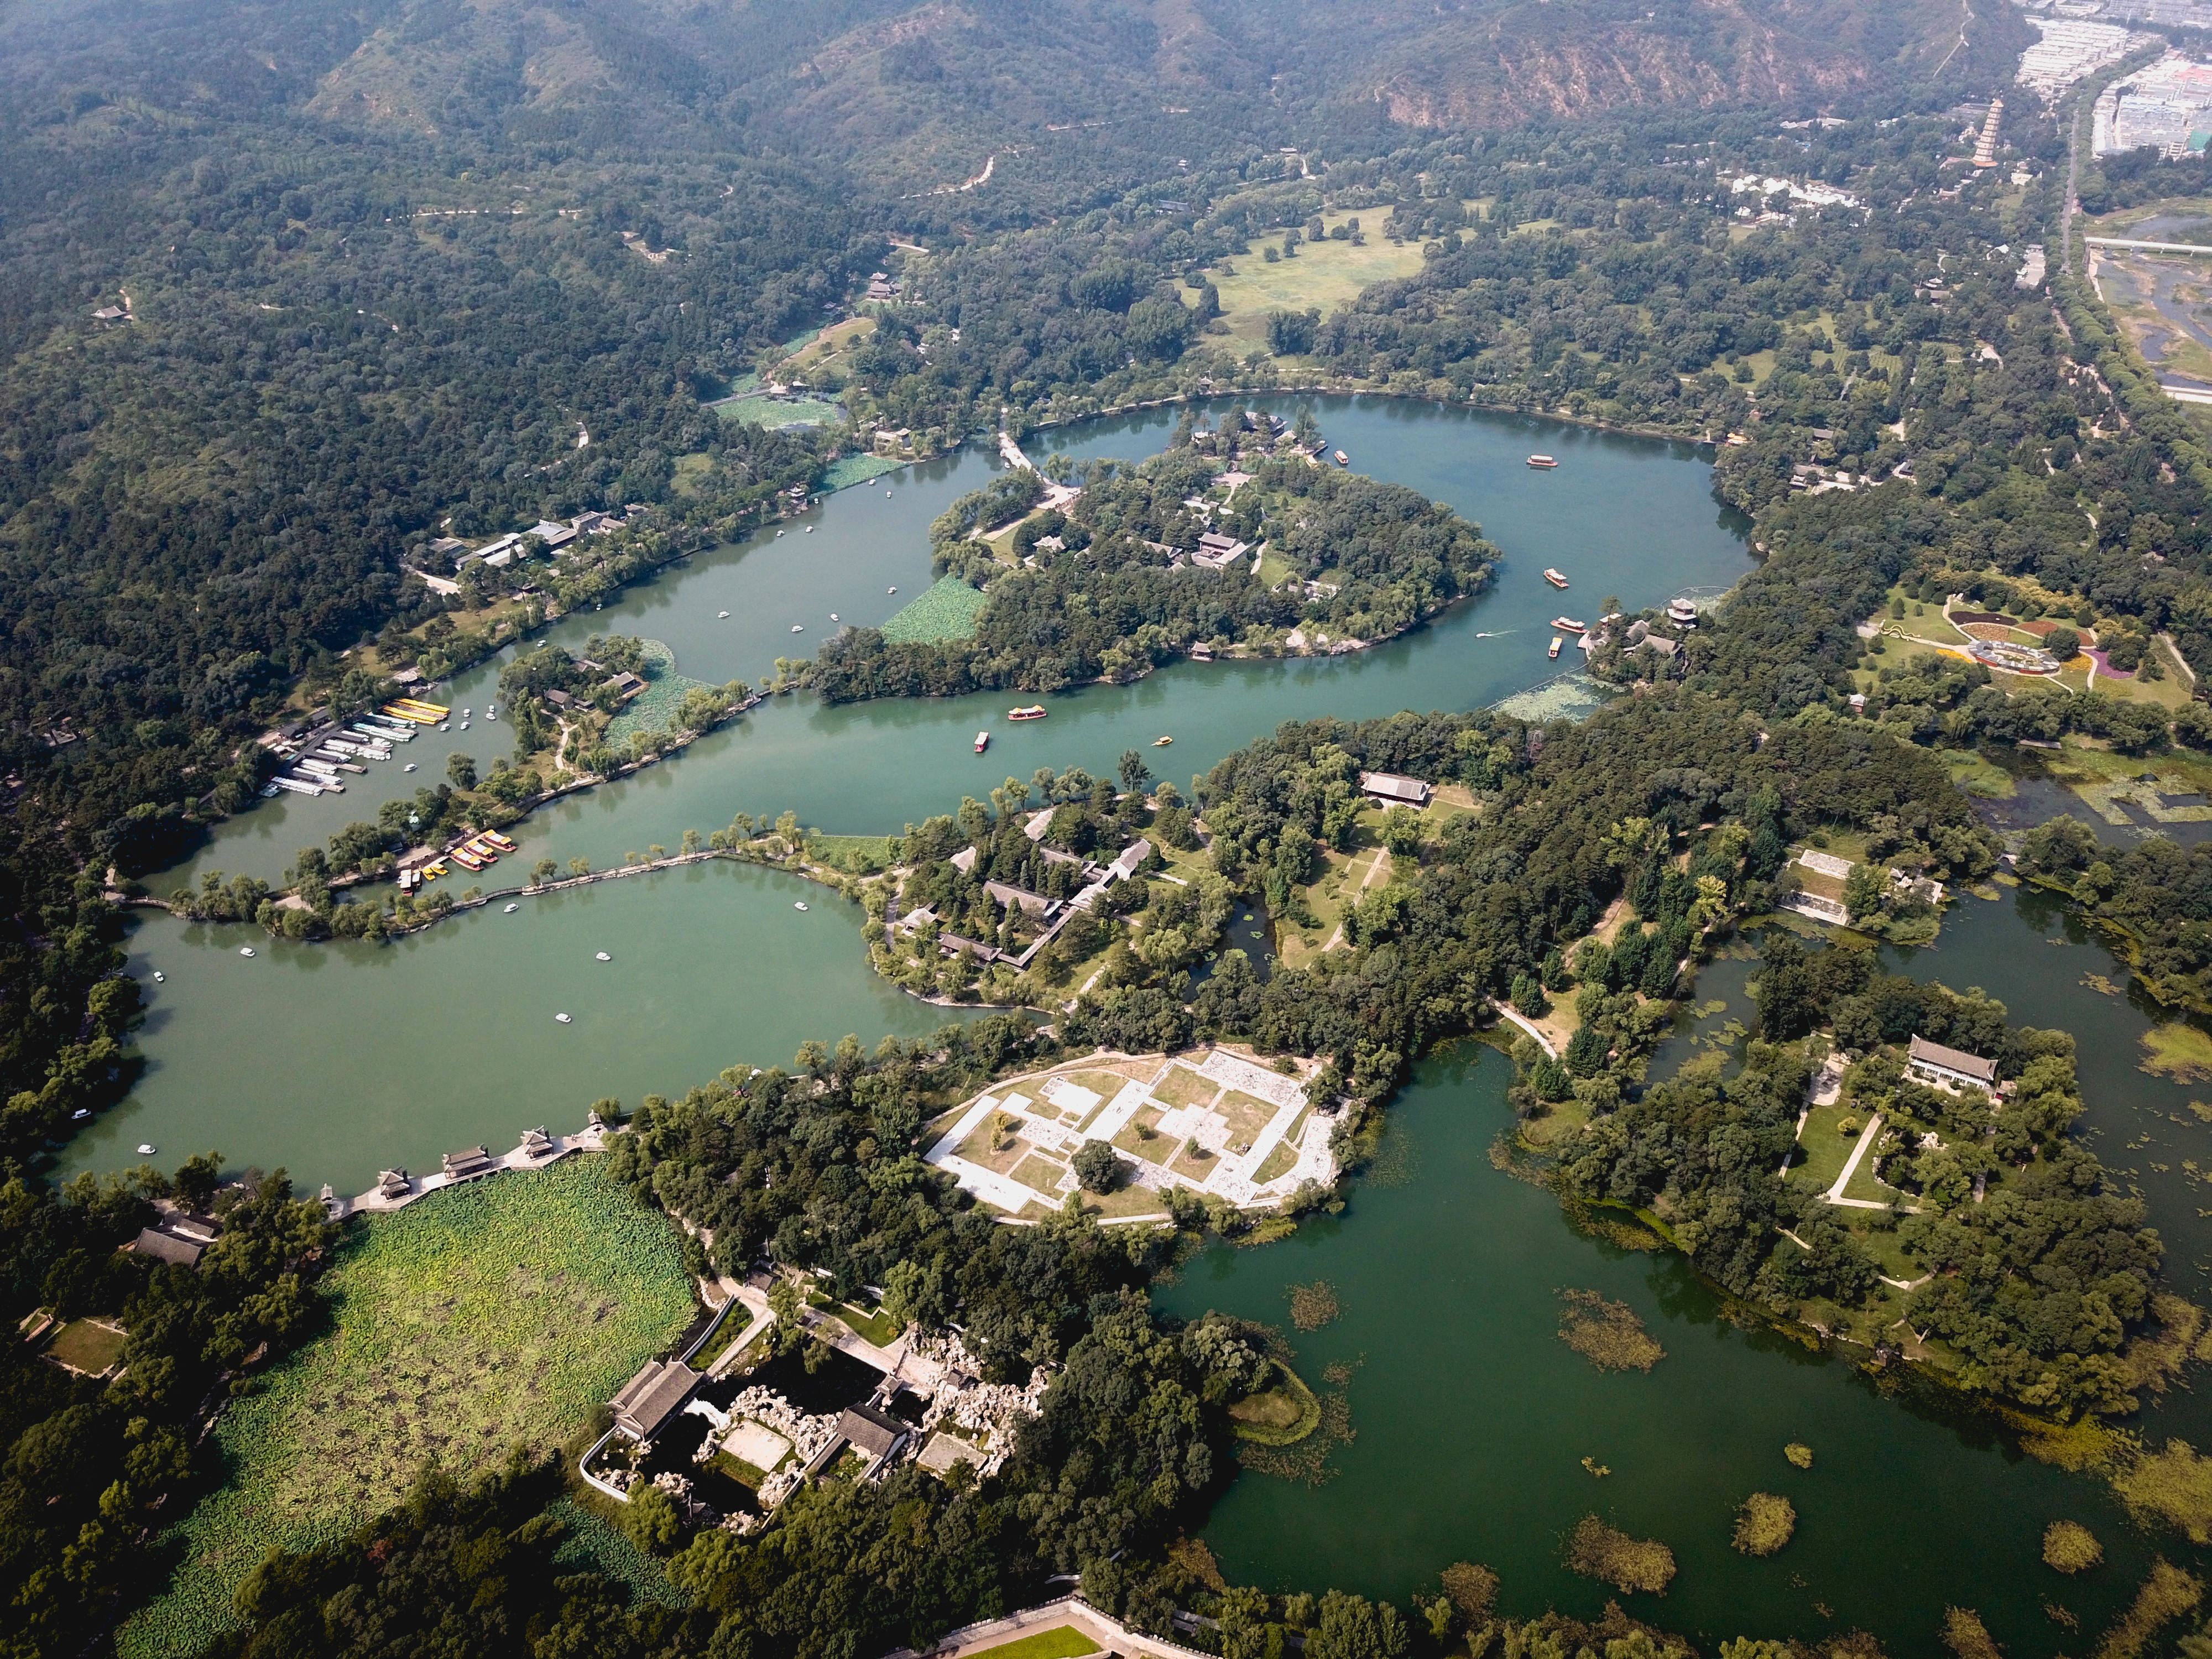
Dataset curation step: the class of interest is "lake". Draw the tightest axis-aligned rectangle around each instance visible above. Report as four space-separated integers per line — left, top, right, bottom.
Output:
64 860 968 1196
155 396 1750 889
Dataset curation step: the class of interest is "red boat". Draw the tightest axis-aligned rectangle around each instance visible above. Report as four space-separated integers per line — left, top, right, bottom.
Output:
1552 616 1588 634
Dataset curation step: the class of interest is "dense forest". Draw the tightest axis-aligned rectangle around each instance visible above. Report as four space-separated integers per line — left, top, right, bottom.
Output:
814 444 1495 698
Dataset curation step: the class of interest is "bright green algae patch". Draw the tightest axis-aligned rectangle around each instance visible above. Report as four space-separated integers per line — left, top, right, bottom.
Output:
823 453 907 490
880 574 985 643
606 638 714 744
124 1157 694 1656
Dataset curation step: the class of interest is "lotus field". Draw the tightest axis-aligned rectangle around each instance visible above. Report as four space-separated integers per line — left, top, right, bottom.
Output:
124 1157 695 1656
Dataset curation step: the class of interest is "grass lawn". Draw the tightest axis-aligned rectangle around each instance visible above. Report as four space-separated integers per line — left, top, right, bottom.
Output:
956 1121 1030 1176
880 576 986 643
1149 1062 1220 1109
807 832 897 873
967 1626 1102 1659
1253 1109 1309 1185
124 1158 694 1658
1112 1108 1171 1161
1168 1139 1220 1182
1009 1151 1070 1195
44 1318 126 1374
1215 1089 1281 1151
1256 549 1298 587
1078 1185 1175 1221
691 1304 755 1370
1840 1146 1912 1207
1789 1104 1863 1194
1192 215 1425 358
821 1299 903 1349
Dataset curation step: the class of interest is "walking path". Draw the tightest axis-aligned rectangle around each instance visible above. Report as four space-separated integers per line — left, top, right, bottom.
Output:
1321 844 1391 951
1495 1005 1557 1060
895 1595 1216 1659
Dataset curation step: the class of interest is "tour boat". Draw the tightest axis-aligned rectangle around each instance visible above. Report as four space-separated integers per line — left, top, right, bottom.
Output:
596 951 612 962
1334 450 1349 466
138 1144 156 1156
484 832 518 852
1008 705 1047 721
1543 568 1570 588
1154 735 1173 747
450 848 486 872
555 1013 572 1024
504 903 519 913
1548 635 1563 659
974 730 990 753
1552 617 1588 634
794 901 808 911
239 946 256 957
1527 455 1559 469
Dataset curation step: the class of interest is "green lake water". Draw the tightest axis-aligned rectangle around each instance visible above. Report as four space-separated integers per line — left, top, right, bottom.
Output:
1156 1045 2157 1655
157 395 1749 889
63 862 964 1196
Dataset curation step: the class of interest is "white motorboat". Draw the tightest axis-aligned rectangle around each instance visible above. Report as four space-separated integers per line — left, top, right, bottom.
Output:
555 1012 572 1024
596 951 612 962
504 903 519 913
239 946 255 957
718 611 730 618
404 761 417 772
138 1144 156 1156
794 901 808 911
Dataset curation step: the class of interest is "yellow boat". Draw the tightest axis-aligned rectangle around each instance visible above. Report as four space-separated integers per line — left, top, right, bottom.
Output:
381 703 440 724
394 697 450 717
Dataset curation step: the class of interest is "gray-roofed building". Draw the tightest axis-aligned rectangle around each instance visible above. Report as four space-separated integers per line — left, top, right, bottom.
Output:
442 1146 495 1181
938 932 1000 962
1358 771 1432 807
836 1401 911 1464
377 1168 411 1201
1908 1035 1999 1092
1191 531 1250 570
134 1227 208 1269
1024 806 1057 843
611 1358 701 1440
984 880 1056 917
950 846 979 875
519 1127 555 1159
1108 839 1154 882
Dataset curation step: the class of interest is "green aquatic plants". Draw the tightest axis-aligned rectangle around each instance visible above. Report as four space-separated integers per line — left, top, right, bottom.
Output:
1557 1289 1665 1373
1288 1279 1341 1332
2112 1439 2212 1544
1731 1493 1796 1556
1785 1443 1815 1469
2043 1520 2105 1573
123 1158 695 1656
1564 1515 1677 1595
